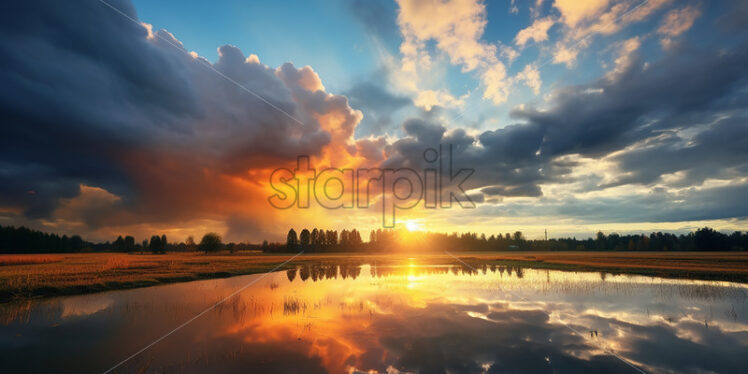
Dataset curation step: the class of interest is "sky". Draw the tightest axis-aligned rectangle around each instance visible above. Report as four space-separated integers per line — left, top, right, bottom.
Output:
1 0 747 242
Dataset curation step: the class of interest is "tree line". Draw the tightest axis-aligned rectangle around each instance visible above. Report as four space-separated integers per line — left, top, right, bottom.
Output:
1 225 747 254
266 226 748 253
0 226 84 253
108 232 239 254
276 228 364 252
0 226 252 254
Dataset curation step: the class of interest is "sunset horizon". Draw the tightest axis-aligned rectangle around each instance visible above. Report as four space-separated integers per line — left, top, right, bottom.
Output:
1 1 748 373
1 0 747 244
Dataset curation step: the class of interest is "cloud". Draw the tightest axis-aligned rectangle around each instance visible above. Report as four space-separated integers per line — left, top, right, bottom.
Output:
609 36 641 76
381 40 748 211
553 0 611 28
658 5 701 36
515 42 748 159
397 0 494 71
480 64 512 104
482 184 543 197
348 0 400 43
514 16 556 47
414 89 466 111
717 1 748 33
515 64 542 94
551 0 672 67
606 116 748 188
499 44 520 64
658 5 701 49
509 0 519 15
346 80 412 136
1 0 746 239
0 0 360 240
558 182 748 223
466 180 748 224
395 0 513 104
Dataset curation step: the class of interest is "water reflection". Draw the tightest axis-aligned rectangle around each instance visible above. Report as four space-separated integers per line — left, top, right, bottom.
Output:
1 260 746 373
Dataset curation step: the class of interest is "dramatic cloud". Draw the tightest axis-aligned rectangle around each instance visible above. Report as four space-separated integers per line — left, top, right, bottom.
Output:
346 80 411 136
515 43 748 159
0 0 360 240
379 40 748 224
1 0 746 240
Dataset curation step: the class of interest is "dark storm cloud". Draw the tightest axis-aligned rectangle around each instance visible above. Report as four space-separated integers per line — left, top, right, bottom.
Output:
380 40 748 213
467 181 748 223
379 117 564 194
348 82 410 115
0 0 355 228
512 43 748 159
346 77 412 137
402 117 446 144
605 115 748 187
2 0 748 233
718 1 748 33
0 0 195 216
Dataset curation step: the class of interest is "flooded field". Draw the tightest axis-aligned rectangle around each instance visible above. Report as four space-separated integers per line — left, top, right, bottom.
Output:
1 259 746 373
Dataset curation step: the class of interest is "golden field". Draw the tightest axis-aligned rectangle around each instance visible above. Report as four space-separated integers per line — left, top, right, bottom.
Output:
1 251 747 302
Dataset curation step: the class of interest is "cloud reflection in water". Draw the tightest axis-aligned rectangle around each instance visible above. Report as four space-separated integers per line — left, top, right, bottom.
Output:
0 262 746 373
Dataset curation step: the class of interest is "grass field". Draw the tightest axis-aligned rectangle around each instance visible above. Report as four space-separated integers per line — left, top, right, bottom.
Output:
1 251 747 302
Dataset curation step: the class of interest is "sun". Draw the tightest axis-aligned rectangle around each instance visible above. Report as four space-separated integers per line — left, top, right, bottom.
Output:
405 220 419 232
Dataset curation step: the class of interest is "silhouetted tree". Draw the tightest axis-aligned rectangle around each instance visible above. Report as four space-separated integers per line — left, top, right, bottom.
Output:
199 232 223 253
694 227 724 251
340 229 349 245
124 236 135 252
311 228 319 246
300 229 310 248
70 235 84 252
113 236 125 252
327 230 337 246
148 235 158 252
287 229 298 249
186 236 197 251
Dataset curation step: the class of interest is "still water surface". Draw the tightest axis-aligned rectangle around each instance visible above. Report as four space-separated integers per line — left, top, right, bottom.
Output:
1 260 747 373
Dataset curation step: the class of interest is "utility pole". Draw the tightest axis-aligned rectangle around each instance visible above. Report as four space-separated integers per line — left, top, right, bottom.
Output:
545 229 548 241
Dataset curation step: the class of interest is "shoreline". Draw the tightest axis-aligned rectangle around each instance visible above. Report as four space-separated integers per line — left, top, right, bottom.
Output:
1 251 747 302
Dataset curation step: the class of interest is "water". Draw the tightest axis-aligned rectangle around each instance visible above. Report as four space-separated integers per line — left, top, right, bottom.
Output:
1 260 747 373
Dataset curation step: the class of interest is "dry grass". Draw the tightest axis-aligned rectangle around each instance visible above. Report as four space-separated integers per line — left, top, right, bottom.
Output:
0 252 309 302
0 255 61 266
0 251 746 302
457 252 748 282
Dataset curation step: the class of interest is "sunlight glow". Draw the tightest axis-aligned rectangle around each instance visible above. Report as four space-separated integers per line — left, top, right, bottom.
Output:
405 220 420 232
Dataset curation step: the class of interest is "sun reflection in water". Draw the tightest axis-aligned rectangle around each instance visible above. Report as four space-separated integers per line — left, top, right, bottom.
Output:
2 259 747 373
